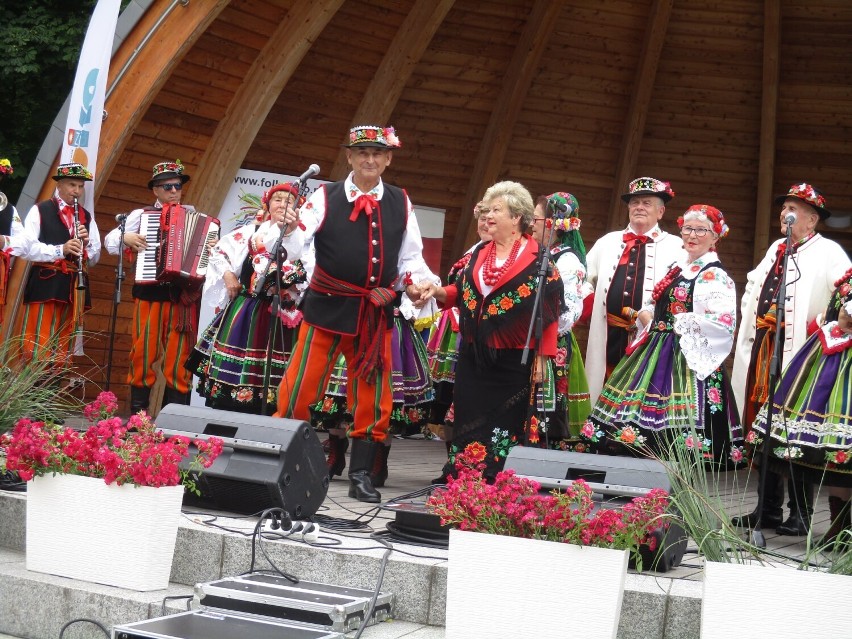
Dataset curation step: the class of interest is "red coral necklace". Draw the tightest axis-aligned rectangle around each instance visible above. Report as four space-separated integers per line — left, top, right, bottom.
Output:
482 239 522 286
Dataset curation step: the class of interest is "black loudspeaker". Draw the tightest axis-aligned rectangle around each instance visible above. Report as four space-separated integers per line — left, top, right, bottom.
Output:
156 404 329 518
504 447 687 573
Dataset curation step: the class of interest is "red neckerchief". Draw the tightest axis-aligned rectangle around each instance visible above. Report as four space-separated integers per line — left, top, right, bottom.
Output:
618 232 651 266
349 193 378 221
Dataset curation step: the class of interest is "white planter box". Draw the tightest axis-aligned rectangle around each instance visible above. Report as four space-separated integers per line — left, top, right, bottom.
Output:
446 529 628 639
26 474 183 591
702 561 852 639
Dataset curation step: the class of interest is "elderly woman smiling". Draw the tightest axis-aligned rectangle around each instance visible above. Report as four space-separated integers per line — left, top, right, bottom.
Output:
582 204 743 462
426 181 563 479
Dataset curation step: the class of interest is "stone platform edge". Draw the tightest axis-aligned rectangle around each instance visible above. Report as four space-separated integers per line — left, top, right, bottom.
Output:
0 490 702 639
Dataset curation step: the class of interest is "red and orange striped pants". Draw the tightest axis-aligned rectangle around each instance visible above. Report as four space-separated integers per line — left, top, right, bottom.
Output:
276 322 392 443
127 299 193 393
15 301 76 364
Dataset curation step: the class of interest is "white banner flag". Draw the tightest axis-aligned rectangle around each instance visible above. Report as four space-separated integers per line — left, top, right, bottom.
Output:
60 0 121 213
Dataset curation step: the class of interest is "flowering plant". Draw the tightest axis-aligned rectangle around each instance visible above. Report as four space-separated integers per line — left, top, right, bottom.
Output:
0 392 223 494
427 444 670 570
0 159 12 176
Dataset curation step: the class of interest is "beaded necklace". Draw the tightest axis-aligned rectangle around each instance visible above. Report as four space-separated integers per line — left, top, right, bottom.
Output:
482 239 522 286
651 265 682 303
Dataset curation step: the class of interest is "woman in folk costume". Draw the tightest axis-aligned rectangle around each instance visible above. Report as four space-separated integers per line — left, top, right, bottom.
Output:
528 192 592 449
312 292 436 487
426 201 492 476
187 183 305 414
426 181 563 480
0 158 35 337
582 204 743 461
751 268 852 546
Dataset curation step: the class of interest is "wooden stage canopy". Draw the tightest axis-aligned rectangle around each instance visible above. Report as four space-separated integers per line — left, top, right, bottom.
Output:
9 0 852 405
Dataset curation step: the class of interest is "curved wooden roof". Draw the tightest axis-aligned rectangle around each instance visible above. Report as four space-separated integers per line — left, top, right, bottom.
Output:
15 0 852 398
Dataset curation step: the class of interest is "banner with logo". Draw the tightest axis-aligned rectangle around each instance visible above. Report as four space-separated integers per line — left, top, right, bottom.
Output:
60 0 120 212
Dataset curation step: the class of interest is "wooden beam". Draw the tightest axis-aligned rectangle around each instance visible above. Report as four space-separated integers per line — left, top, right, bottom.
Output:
329 0 457 181
452 0 566 259
191 0 345 216
753 0 780 262
605 0 673 232
95 0 230 200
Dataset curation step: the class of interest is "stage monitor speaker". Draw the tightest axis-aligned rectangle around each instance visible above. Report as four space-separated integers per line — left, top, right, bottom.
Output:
504 447 687 573
156 404 329 518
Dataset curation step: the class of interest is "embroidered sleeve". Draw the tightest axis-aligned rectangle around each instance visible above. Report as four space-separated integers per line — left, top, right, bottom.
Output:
673 266 737 380
203 223 253 310
555 251 584 333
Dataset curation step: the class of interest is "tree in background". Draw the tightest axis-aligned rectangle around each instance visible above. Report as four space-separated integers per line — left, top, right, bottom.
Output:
0 1 99 202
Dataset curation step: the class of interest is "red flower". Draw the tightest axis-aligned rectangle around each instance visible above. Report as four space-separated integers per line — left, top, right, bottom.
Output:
517 284 531 297
499 297 513 310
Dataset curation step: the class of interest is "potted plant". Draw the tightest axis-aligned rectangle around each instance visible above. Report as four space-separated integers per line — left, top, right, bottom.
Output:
0 391 223 591
427 444 670 639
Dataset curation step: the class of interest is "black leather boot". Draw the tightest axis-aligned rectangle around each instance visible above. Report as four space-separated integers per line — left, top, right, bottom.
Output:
776 476 813 536
129 386 151 415
326 434 349 478
163 387 191 407
819 496 851 548
370 443 391 488
348 438 382 503
731 471 784 528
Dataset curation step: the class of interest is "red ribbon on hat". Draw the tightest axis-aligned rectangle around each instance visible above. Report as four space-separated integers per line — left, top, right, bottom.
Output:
349 194 378 222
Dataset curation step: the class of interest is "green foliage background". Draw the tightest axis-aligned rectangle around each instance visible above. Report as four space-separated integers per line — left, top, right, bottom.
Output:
0 1 130 203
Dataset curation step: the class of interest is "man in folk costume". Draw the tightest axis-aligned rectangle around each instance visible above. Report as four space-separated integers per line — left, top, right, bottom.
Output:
731 183 850 536
585 177 685 403
275 124 438 503
16 163 100 363
104 160 200 413
0 158 35 336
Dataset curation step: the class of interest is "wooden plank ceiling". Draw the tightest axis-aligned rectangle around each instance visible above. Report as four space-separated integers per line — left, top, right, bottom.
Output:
53 0 852 401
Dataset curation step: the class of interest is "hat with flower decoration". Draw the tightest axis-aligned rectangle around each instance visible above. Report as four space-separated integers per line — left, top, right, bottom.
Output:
52 162 93 182
773 183 831 220
546 191 587 266
261 182 304 211
343 125 402 149
0 158 12 179
621 177 675 203
148 159 191 189
677 204 730 238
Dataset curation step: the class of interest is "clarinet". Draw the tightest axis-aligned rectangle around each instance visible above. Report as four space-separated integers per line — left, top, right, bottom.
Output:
72 197 87 291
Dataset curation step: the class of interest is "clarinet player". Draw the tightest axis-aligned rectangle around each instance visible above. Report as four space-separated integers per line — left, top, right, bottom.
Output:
104 160 199 414
16 162 101 366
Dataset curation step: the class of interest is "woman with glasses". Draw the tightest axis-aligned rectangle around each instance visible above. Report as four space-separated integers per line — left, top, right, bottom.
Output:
581 204 743 462
186 182 304 415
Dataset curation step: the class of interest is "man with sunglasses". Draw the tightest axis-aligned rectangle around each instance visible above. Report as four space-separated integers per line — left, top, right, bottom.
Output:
104 160 199 414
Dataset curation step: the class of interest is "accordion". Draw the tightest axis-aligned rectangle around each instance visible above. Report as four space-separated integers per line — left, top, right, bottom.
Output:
135 204 220 286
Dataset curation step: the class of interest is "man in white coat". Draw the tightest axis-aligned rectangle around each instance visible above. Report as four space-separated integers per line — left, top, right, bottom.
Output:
585 177 686 403
731 183 850 536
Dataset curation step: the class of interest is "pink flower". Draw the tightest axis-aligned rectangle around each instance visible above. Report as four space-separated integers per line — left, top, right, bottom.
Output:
707 387 721 404
673 287 688 301
581 422 595 438
719 313 733 326
730 448 744 463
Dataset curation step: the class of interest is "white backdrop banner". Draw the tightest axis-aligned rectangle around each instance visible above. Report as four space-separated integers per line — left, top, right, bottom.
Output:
60 0 121 213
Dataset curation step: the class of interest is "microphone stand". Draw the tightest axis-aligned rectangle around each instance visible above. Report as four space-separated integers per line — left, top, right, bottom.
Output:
258 181 310 416
521 201 558 448
749 219 795 548
104 216 127 391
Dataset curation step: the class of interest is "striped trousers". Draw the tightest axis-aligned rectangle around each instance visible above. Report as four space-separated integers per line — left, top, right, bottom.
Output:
127 299 194 393
276 322 393 443
15 301 76 364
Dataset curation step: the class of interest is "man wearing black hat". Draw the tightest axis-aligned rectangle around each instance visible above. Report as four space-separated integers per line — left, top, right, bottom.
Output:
103 160 198 414
275 124 437 503
16 162 100 363
585 177 685 404
732 183 851 536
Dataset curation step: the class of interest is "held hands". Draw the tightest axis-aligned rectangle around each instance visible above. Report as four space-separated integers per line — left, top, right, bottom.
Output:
406 280 444 308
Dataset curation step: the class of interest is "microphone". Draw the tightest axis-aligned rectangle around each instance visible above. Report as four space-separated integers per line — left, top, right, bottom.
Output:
115 213 128 223
296 164 320 182
548 198 572 215
784 211 797 225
